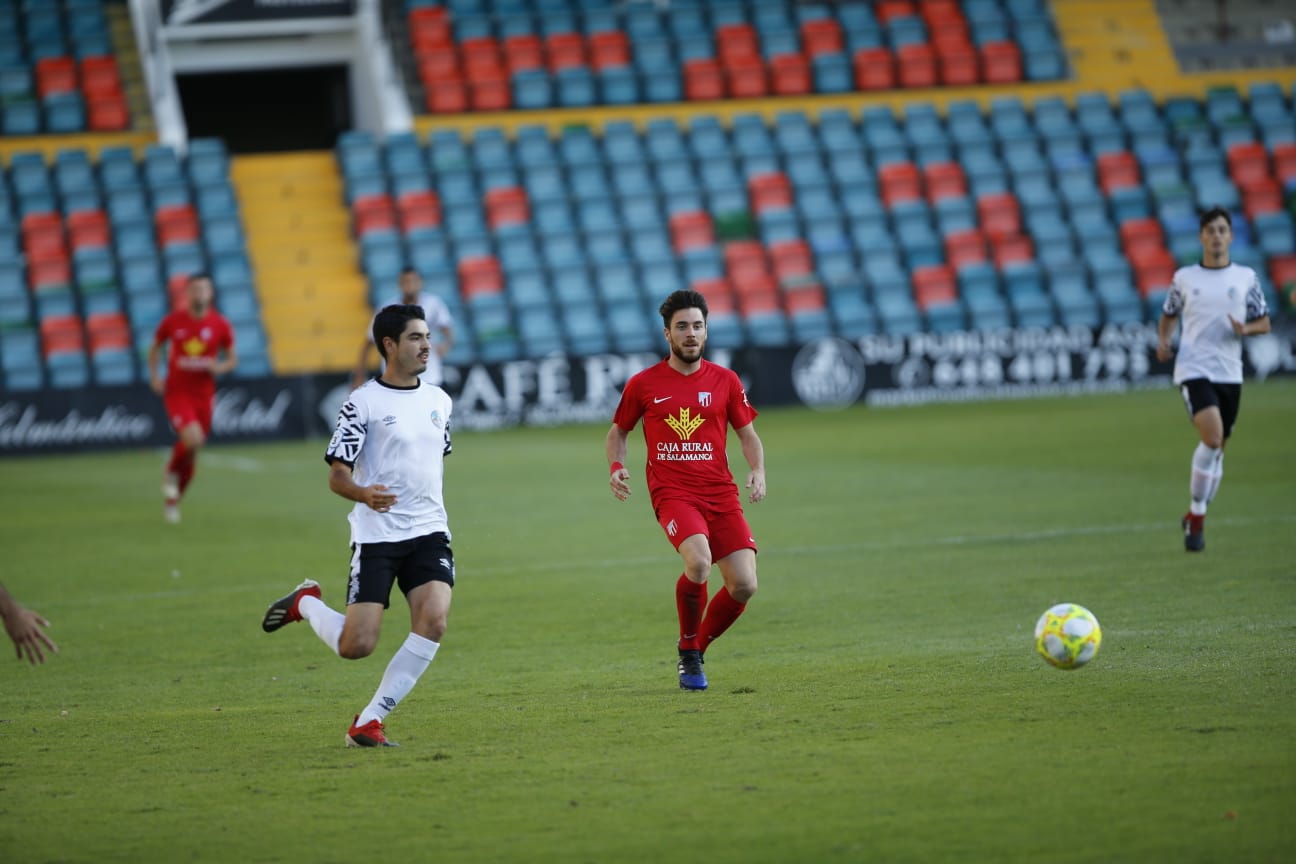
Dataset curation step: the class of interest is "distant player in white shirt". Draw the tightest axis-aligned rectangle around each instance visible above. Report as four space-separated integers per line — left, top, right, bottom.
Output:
262 304 456 747
351 267 454 389
1157 207 1270 552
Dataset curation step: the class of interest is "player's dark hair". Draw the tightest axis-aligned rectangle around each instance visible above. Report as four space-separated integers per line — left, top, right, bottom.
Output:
373 304 425 360
400 266 419 278
1199 206 1231 229
659 289 708 328
187 272 213 286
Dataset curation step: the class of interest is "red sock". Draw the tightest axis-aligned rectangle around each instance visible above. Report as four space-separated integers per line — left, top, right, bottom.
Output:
166 441 187 476
698 587 746 654
177 452 196 495
676 574 707 651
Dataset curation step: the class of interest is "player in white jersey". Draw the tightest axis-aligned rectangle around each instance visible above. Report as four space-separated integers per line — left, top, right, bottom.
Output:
1156 207 1270 552
351 267 455 389
262 304 456 747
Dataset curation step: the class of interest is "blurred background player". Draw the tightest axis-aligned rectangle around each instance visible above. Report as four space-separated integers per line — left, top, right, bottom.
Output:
262 304 455 748
351 267 454 390
147 273 238 524
1157 207 1271 551
0 581 57 665
605 289 767 691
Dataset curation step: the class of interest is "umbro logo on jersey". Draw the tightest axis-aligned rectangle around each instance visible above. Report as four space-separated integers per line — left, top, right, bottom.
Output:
382 415 397 425
653 396 672 404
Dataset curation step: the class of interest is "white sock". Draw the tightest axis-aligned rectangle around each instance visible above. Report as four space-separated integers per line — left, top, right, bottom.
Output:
1205 450 1224 505
357 633 440 726
1189 442 1219 514
299 595 345 656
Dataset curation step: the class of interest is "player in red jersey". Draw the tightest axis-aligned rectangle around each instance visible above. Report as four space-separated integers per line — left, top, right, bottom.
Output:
147 273 238 523
605 289 767 691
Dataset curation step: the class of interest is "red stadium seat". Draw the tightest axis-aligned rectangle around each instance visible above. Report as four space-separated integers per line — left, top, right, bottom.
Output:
156 204 201 246
737 287 781 317
937 42 979 86
770 53 811 95
897 43 937 88
1273 142 1296 182
35 56 77 98
716 24 760 64
692 277 735 314
589 31 630 70
783 284 826 313
29 257 72 293
87 312 131 352
944 229 987 270
992 234 1034 268
747 173 793 213
409 6 451 52
981 41 1022 83
457 256 503 298
769 239 813 278
39 314 85 356
1269 255 1296 293
484 187 529 228
68 210 111 250
800 20 844 57
503 34 544 73
351 195 396 235
879 162 922 206
684 58 725 101
732 270 777 299
1097 151 1141 192
1133 249 1176 297
725 54 768 99
470 70 511 112
1226 142 1271 188
79 57 122 99
398 190 442 231
977 192 1021 240
1119 218 1164 256
425 78 468 114
924 162 967 202
419 50 459 82
876 1 918 24
545 32 587 71
912 265 958 310
669 211 715 252
853 48 896 91
88 98 129 132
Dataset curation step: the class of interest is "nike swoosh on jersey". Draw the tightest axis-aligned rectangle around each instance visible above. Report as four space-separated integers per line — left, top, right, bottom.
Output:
653 396 672 404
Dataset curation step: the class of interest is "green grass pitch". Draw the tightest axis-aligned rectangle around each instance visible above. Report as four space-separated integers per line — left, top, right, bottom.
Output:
2 380 1294 863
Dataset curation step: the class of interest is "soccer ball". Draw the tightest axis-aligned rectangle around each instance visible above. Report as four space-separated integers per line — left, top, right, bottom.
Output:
1034 603 1102 669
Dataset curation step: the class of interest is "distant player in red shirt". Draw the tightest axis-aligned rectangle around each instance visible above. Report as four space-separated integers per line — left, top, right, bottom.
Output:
605 289 767 691
147 273 238 523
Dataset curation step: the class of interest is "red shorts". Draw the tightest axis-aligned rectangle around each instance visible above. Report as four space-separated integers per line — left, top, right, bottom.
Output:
164 389 213 436
654 498 757 561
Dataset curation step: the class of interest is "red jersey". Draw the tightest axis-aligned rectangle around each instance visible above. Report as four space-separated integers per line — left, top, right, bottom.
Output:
613 358 758 508
154 308 234 397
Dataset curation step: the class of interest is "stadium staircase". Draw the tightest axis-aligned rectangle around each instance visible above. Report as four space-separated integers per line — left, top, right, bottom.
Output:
105 0 152 134
230 153 367 375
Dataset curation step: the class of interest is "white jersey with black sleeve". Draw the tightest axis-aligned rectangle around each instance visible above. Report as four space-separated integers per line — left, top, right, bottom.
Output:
1162 262 1269 385
325 378 453 544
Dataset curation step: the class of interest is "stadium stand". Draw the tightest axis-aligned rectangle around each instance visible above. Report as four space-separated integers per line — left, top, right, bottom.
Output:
395 0 1068 114
0 1 134 136
0 138 267 390
337 78 1292 363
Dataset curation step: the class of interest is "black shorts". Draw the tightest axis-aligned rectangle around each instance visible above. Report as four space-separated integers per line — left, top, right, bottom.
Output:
1179 379 1242 438
347 532 455 608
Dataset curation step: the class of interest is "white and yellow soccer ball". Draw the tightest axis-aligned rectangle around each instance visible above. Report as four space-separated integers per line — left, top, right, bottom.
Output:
1034 603 1102 669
